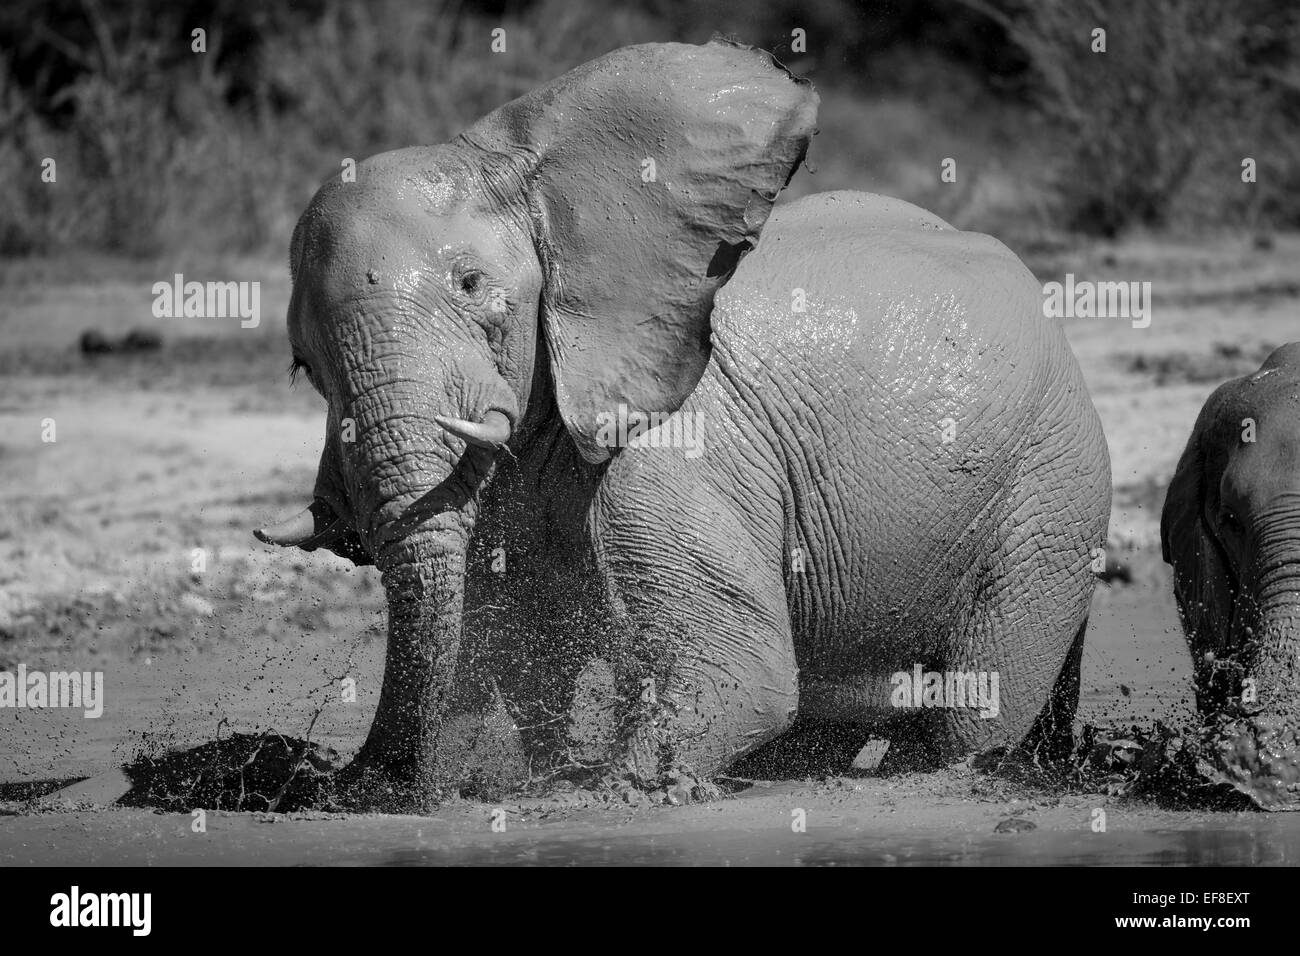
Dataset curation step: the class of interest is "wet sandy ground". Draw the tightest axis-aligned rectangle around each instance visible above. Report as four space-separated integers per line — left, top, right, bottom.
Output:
2 235 1299 863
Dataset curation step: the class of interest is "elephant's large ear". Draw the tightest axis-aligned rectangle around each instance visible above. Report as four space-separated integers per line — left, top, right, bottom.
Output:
458 41 818 462
1161 386 1237 654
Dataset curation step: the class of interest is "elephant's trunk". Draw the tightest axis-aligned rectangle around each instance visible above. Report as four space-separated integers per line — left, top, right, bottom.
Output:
352 529 469 803
1216 513 1300 808
339 383 501 807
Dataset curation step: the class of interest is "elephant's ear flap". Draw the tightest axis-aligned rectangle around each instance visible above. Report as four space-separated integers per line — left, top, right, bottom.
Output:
1161 393 1234 647
458 41 818 462
1160 438 1201 569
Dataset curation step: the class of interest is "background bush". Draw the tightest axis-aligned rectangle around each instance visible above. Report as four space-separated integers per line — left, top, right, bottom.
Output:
0 0 1296 258
963 0 1300 236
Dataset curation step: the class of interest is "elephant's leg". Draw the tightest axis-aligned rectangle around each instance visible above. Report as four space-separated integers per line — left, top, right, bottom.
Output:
462 555 610 760
428 561 603 793
427 564 531 796
455 458 607 776
878 544 1088 768
896 439 1103 767
1021 614 1088 762
591 461 797 778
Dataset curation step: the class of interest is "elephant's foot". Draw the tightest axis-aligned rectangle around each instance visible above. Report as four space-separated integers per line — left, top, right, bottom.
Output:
565 658 624 768
434 704 532 800
1202 715 1300 810
324 735 446 813
326 696 530 812
555 660 732 794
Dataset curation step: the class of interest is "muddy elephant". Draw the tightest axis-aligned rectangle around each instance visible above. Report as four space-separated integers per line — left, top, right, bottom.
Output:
1162 343 1300 809
255 40 1111 806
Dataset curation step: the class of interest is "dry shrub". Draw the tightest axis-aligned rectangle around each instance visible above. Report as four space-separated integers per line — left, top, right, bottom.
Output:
960 0 1299 234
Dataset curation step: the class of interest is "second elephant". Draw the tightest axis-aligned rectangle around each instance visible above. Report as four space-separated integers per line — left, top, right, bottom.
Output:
1163 343 1300 809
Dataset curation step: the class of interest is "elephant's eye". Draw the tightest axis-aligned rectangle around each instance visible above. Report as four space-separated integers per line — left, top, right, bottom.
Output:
458 269 486 300
1219 509 1243 534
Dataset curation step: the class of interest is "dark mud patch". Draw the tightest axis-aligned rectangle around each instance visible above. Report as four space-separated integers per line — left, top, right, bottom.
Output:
120 732 338 812
0 335 291 389
986 723 1256 812
1119 341 1277 386
115 709 534 814
0 778 80 804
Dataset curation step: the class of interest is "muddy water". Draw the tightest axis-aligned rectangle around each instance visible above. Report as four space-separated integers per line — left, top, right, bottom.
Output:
383 823 1300 867
3 802 1298 866
1 561 1194 781
4 553 1294 868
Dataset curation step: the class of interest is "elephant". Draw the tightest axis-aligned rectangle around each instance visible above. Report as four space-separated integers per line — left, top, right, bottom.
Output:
254 40 1112 807
1162 343 1300 809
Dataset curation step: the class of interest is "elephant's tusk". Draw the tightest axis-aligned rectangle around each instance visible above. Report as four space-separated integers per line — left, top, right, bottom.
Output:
255 507 317 546
435 409 512 451
255 504 348 549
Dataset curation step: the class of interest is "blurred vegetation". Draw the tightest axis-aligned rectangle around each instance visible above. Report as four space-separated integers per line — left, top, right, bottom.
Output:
961 0 1300 236
0 0 1296 257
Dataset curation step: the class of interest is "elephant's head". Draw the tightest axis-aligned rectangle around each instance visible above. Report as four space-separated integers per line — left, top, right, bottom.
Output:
254 41 817 801
1162 342 1300 808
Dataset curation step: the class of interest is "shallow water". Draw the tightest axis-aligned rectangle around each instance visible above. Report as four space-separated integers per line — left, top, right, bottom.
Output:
382 821 1300 867
3 550 1290 868
3 799 1299 866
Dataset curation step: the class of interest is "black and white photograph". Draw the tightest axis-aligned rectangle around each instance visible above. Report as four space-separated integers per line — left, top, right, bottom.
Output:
0 0 1296 910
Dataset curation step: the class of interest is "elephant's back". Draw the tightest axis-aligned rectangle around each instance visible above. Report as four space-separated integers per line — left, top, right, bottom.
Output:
714 189 1067 445
725 190 1053 372
771 189 955 234
711 190 1060 461
703 190 1099 662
